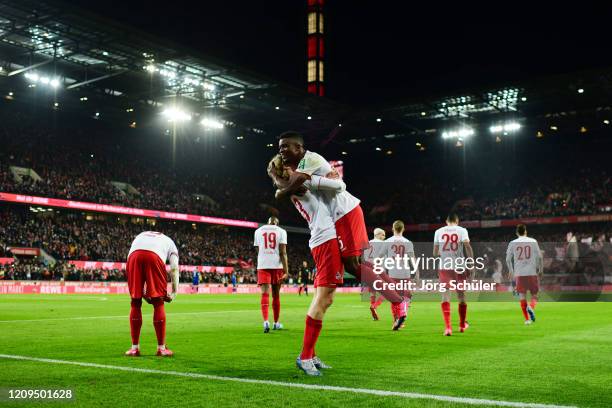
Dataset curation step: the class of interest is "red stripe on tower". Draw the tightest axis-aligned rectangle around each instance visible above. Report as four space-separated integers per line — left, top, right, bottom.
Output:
307 0 324 96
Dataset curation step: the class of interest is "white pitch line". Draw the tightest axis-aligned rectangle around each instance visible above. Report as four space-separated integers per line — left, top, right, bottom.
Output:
0 310 253 323
0 354 577 408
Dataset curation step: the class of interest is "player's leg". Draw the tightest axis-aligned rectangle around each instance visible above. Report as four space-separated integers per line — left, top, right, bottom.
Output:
260 283 271 332
297 239 341 376
439 270 453 335
516 277 532 324
143 252 173 356
457 289 468 332
334 207 405 303
456 272 469 332
257 269 272 332
298 285 303 295
271 281 282 329
298 286 335 375
304 283 309 296
527 277 538 322
126 253 144 356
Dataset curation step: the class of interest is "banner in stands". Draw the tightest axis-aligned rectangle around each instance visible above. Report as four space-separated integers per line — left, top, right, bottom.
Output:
0 258 15 265
7 247 40 256
0 281 362 295
0 192 260 229
67 260 234 274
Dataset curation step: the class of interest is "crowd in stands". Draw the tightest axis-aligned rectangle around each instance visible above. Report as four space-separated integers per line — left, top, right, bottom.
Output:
1 107 610 230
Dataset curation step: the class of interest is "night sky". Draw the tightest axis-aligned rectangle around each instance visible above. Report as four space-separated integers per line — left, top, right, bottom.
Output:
80 1 612 106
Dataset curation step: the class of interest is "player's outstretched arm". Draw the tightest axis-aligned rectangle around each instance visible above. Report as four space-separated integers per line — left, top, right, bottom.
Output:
307 174 346 193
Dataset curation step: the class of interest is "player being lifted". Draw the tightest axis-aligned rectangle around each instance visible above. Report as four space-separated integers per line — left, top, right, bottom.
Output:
254 217 288 333
433 214 474 336
506 224 543 325
268 154 343 376
385 220 418 331
125 231 179 357
274 131 405 304
365 227 387 320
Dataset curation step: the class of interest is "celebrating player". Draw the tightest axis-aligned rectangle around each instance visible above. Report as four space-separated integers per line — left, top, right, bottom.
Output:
268 154 343 376
253 217 288 333
433 214 474 336
365 227 387 320
274 131 405 304
385 220 417 330
125 231 179 357
506 224 543 324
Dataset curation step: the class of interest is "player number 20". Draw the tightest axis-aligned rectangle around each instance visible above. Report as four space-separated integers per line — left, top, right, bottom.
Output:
516 245 531 260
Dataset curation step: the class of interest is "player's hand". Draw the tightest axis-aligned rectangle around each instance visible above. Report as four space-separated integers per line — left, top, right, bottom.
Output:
164 292 176 303
326 169 340 179
143 296 153 305
281 273 288 282
294 185 308 196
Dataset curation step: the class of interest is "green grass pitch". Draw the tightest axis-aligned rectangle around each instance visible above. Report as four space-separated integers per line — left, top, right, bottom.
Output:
0 293 611 407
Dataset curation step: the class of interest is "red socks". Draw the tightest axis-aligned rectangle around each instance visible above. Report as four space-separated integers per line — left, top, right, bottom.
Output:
530 297 538 310
272 294 280 323
261 293 270 321
441 301 451 329
152 299 166 346
300 315 323 360
458 303 467 328
520 299 529 320
129 298 143 345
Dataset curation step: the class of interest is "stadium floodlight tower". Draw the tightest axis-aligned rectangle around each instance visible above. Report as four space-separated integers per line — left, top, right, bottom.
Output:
307 0 325 96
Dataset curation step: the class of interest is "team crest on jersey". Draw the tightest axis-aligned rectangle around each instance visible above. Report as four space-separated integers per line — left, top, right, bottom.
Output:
335 272 342 280
298 158 306 170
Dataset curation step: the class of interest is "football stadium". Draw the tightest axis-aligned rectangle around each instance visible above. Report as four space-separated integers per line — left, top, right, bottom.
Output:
1 1 611 407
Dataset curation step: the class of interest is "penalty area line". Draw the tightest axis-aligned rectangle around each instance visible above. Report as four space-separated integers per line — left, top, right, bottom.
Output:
0 354 576 408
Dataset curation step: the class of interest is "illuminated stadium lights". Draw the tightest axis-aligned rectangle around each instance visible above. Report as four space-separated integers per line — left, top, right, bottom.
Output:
521 97 527 101
200 118 224 129
580 126 588 133
24 72 61 88
236 136 244 140
338 123 342 127
275 106 280 110
162 108 192 122
577 88 584 94
266 143 274 147
604 120 610 125
341 151 347 155
536 131 544 138
376 118 382 122
421 112 426 116
489 122 521 134
550 125 558 131
442 128 475 139
79 96 88 101
307 116 312 120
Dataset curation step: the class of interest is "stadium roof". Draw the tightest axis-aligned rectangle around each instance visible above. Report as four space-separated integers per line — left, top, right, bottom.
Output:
1 0 611 148
0 0 346 139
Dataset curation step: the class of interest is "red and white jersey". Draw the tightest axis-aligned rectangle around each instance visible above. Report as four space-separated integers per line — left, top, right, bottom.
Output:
385 235 415 279
253 225 287 270
291 190 337 249
296 150 360 222
433 225 470 273
506 236 542 277
365 238 386 263
128 231 179 265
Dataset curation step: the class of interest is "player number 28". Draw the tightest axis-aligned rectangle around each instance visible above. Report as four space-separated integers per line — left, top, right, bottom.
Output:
442 233 459 251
